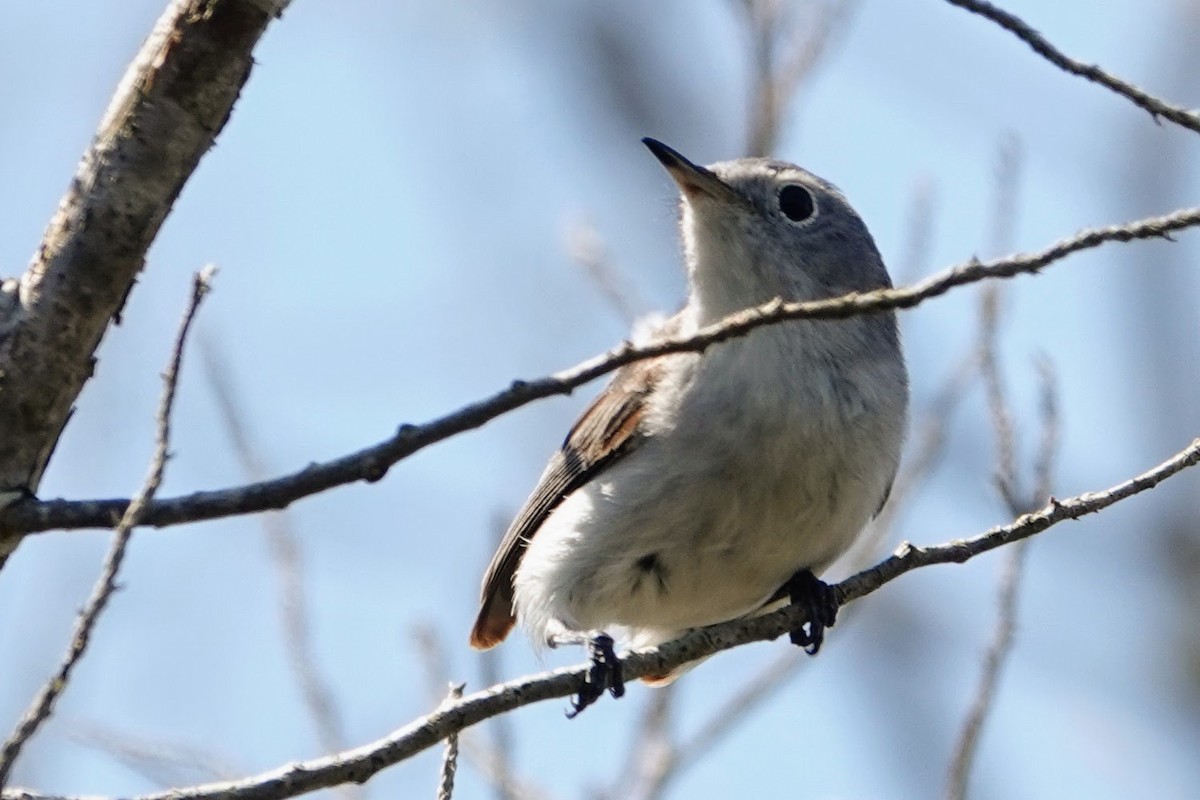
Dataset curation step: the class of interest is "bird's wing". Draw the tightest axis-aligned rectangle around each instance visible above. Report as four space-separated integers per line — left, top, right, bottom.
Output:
469 356 669 649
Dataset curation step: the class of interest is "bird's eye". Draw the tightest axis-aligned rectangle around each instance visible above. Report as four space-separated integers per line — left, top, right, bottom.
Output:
778 184 816 223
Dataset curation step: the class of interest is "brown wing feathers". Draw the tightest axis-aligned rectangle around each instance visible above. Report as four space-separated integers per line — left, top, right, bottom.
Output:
468 360 663 649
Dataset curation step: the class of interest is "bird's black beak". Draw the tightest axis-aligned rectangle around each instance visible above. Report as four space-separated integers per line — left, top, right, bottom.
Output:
642 138 744 205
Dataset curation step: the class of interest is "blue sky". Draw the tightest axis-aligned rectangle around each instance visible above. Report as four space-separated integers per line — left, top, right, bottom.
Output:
2 1 1199 797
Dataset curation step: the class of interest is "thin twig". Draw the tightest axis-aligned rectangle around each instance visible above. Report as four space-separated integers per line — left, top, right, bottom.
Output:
943 540 1028 800
413 626 547 800
622 685 677 800
979 287 1021 510
1030 359 1060 506
6 435 1197 800
7 205 1200 538
201 343 350 776
896 176 938 285
978 135 1025 512
564 219 645 326
740 0 862 155
944 360 1058 800
945 135 1036 800
412 625 453 708
986 133 1022 258
476 649 517 800
944 0 1200 135
0 267 215 788
944 295 1019 798
63 722 241 786
838 438 1186 600
437 684 466 800
678 652 798 765
774 0 862 104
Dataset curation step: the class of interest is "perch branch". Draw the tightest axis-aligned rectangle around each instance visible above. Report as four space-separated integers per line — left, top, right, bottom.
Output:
5 434 1197 800
4 206 1199 539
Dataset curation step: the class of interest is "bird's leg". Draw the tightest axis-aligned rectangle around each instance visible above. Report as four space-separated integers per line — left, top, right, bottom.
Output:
551 631 625 718
783 569 839 655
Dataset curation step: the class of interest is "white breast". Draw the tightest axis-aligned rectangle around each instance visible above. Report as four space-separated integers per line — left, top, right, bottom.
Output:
512 319 905 649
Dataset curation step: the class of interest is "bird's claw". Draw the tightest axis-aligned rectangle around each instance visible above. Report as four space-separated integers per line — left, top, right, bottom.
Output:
566 633 625 718
784 569 839 655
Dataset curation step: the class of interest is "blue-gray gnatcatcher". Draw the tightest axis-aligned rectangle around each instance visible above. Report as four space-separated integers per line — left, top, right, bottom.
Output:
471 138 909 714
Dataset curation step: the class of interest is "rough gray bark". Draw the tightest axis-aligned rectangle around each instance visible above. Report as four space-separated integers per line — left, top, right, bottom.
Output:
0 0 289 559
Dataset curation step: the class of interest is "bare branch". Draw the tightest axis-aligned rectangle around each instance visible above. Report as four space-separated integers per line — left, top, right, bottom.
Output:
63 722 241 786
945 301 1024 798
5 435 1197 800
6 206 1199 538
621 685 677 800
945 360 1058 800
945 0 1200 134
979 287 1021 510
1030 359 1060 506
201 343 350 770
413 626 548 800
476 649 519 800
740 0 862 155
895 177 938 285
977 134 1025 509
0 0 289 565
839 442 1189 598
677 652 798 763
0 267 215 788
986 133 1023 257
943 539 1028 800
564 219 645 326
437 684 466 800
774 1 861 102
945 134 1038 799
413 625 454 707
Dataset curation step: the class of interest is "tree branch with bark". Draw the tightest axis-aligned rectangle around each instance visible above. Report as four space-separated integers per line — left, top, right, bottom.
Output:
4 436 1197 800
3 204 1198 543
0 0 290 566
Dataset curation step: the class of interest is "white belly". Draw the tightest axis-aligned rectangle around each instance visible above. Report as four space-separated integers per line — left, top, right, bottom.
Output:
512 328 905 648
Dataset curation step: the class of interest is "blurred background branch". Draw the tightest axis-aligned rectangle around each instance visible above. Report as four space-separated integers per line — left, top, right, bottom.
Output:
2 1 1199 798
946 133 1060 799
735 0 862 155
201 342 355 798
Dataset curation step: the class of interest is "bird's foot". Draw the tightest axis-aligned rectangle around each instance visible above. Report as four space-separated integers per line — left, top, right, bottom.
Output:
565 632 625 718
784 570 839 655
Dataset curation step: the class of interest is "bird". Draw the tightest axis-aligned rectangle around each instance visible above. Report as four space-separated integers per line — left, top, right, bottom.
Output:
470 138 908 716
